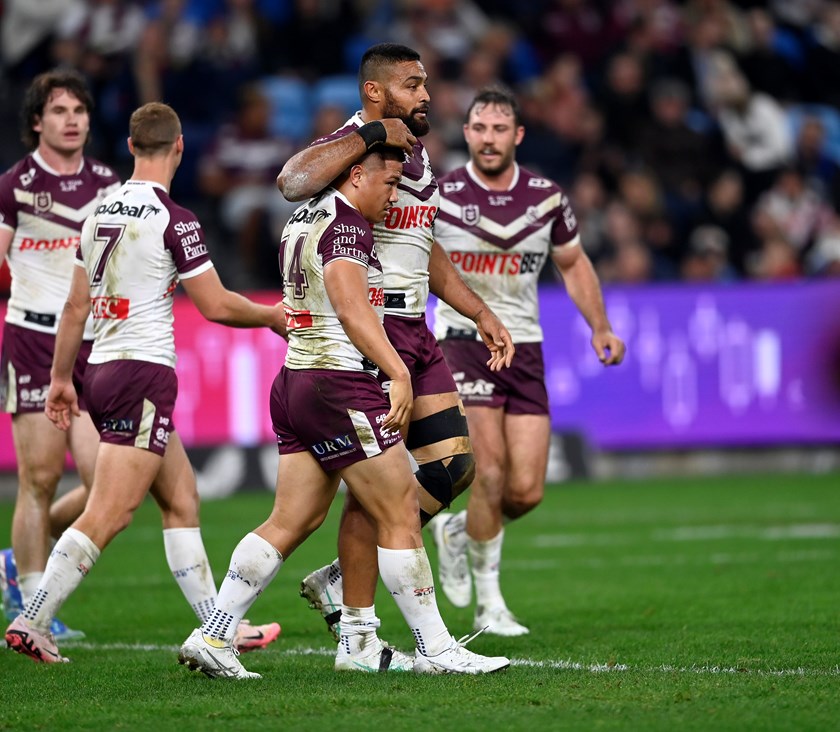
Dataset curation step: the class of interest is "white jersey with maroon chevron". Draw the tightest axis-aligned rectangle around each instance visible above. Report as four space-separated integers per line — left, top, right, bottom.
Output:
0 151 120 338
76 179 213 368
311 112 438 318
280 188 384 373
434 162 580 344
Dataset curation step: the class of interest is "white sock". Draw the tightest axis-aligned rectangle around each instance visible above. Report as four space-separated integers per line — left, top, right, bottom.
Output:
377 546 450 657
443 510 467 546
201 533 283 643
340 605 379 635
323 558 343 602
163 528 217 623
468 528 505 609
18 571 44 609
23 528 100 633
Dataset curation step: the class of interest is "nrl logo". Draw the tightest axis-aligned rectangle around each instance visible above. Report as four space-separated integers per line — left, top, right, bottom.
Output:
34 192 52 214
525 205 541 224
461 204 480 226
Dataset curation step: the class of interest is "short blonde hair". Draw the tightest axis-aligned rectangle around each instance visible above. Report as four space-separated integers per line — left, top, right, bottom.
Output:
129 102 181 155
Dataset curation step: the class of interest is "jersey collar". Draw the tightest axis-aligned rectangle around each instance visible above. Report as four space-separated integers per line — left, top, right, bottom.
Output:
465 160 520 192
33 149 84 177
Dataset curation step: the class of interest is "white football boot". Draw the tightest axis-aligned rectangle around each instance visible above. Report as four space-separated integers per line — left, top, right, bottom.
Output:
178 628 261 679
428 511 472 607
300 561 343 641
414 629 509 675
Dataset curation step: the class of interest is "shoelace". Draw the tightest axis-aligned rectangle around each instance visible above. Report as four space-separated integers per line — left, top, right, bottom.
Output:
455 625 489 648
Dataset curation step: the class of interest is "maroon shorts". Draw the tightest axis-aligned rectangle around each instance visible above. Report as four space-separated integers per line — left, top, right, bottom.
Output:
270 367 403 471
1 322 92 414
380 315 457 397
85 360 177 455
440 339 549 415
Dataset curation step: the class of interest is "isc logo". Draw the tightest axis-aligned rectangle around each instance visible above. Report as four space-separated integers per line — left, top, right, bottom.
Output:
368 287 384 307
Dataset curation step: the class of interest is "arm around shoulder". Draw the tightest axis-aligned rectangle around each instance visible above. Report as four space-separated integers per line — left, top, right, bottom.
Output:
276 133 368 202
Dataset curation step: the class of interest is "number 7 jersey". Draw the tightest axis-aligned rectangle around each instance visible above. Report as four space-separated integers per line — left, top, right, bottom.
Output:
76 179 214 368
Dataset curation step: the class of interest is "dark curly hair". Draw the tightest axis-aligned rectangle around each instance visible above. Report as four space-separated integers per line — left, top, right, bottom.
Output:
21 69 94 151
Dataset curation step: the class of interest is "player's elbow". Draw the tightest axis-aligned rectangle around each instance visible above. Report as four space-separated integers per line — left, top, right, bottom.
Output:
276 166 308 202
196 298 234 325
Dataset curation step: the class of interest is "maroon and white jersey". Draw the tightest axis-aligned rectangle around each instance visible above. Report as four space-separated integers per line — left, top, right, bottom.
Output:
311 113 438 318
76 180 213 368
280 188 384 373
0 151 120 338
434 162 580 343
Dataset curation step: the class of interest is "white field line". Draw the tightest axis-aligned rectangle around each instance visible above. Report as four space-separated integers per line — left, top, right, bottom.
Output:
54 642 840 678
533 523 840 548
506 548 836 571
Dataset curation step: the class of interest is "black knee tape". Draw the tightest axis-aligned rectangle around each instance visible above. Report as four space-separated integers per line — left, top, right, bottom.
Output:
415 452 475 508
405 405 469 451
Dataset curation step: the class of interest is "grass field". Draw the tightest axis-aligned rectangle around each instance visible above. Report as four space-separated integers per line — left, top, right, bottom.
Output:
1 472 839 731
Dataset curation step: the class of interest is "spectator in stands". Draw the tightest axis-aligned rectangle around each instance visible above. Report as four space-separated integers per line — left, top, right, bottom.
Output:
795 114 840 211
52 0 147 162
597 52 651 155
806 212 840 276
749 234 802 280
693 168 757 275
680 224 737 281
391 0 490 79
804 1 840 109
752 166 834 256
197 83 296 288
737 7 802 103
534 0 626 73
639 78 718 211
705 51 793 204
270 0 358 80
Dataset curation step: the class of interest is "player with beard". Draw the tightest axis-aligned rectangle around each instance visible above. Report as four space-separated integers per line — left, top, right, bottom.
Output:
277 43 514 670
428 86 625 635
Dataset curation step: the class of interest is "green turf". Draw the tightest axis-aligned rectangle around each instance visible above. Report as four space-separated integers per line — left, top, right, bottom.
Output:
1 473 839 731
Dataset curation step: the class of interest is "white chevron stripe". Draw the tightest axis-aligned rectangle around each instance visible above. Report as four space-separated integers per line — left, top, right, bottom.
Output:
13 182 120 224
439 192 562 239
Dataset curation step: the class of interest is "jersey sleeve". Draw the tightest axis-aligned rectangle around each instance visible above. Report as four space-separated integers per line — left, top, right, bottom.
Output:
162 206 214 278
318 201 374 269
550 191 580 248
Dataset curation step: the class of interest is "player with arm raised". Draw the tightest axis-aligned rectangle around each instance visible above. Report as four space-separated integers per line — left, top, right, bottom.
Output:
179 145 508 678
277 43 514 655
428 86 625 635
4 102 284 664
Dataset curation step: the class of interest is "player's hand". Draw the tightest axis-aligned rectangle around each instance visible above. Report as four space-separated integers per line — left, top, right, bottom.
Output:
383 375 413 435
269 302 288 340
380 118 417 155
592 330 625 366
475 308 515 371
45 380 81 431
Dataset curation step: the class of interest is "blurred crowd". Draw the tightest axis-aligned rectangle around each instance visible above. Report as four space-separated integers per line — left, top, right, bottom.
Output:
2 0 840 289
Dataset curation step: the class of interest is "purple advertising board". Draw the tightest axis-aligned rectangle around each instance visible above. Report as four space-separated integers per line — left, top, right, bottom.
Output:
1 281 839 470
534 280 840 449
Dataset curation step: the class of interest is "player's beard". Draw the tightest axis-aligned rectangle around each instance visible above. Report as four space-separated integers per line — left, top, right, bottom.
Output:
472 145 516 178
382 90 430 137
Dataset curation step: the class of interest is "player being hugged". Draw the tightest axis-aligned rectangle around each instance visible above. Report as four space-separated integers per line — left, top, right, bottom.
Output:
178 145 509 679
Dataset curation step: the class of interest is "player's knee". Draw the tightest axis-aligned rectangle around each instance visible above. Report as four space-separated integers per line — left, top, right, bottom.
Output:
415 451 475 509
502 487 543 520
18 463 62 501
159 487 201 528
449 452 475 500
